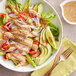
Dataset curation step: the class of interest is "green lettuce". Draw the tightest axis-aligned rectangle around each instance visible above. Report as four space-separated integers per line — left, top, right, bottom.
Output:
49 23 59 41
3 14 8 24
0 17 3 26
23 0 30 12
7 0 22 14
42 12 56 23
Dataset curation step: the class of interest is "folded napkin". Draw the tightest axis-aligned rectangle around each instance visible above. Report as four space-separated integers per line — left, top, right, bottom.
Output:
31 37 76 76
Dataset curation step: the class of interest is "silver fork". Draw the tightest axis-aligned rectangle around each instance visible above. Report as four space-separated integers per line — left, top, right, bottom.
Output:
44 48 73 76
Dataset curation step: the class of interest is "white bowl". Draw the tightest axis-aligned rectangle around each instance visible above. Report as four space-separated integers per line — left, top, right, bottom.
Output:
0 0 63 72
60 0 76 25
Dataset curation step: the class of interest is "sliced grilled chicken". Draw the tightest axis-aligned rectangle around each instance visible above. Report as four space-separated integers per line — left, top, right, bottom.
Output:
13 44 30 53
14 20 31 31
14 38 33 48
6 53 20 63
6 53 27 66
4 32 14 39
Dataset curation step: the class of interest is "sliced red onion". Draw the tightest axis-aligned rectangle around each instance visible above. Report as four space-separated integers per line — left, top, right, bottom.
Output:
13 49 17 52
5 21 11 26
9 24 16 28
9 39 13 42
17 20 26 25
8 12 17 16
32 17 40 24
32 17 41 27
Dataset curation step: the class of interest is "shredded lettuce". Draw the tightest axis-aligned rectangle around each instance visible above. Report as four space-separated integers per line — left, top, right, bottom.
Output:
7 0 22 6
42 12 56 23
23 0 30 12
0 17 3 26
49 23 59 41
33 3 39 12
7 0 22 14
3 14 8 24
38 3 43 15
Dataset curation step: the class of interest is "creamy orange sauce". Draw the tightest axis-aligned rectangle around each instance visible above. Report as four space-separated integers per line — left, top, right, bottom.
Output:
63 1 76 23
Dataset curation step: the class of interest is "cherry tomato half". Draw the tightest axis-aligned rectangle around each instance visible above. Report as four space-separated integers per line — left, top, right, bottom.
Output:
29 50 38 55
3 55 11 60
3 25 10 31
1 43 10 50
34 41 39 46
0 13 5 18
18 12 27 20
3 55 7 60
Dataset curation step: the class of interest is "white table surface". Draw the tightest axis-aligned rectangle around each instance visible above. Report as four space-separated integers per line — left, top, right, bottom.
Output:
0 0 76 76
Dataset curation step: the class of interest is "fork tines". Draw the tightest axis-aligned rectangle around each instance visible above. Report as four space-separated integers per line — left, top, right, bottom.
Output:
62 48 73 59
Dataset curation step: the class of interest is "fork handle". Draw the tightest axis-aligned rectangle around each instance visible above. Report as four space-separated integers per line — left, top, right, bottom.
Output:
44 46 64 76
44 62 59 76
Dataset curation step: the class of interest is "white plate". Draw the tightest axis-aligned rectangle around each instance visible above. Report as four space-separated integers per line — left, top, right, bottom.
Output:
0 0 63 72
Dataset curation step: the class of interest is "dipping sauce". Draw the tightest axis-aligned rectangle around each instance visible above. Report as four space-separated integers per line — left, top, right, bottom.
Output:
63 1 76 23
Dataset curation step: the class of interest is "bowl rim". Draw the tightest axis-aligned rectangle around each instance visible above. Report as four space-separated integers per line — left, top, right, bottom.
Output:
60 0 76 25
0 0 63 72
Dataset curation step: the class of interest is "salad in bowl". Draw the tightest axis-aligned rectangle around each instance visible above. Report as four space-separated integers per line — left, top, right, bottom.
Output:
0 0 62 71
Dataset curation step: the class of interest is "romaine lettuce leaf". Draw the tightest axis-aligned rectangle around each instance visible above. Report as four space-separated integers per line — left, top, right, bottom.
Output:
0 17 3 26
42 12 56 21
49 22 59 41
3 14 8 24
7 0 22 14
33 3 39 12
23 0 30 12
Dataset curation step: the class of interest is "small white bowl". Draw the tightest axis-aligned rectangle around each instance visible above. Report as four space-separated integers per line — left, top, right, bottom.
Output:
60 0 76 25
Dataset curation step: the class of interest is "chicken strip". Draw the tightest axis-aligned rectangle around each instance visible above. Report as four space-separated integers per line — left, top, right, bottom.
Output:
14 38 33 48
4 32 14 39
14 20 31 31
13 44 30 53
6 53 28 66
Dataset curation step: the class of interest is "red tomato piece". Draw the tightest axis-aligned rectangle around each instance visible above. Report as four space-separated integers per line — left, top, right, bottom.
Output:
3 55 7 60
1 43 10 50
34 41 39 46
29 13 35 18
3 55 10 60
18 12 27 20
0 13 5 17
3 25 10 31
29 50 38 55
